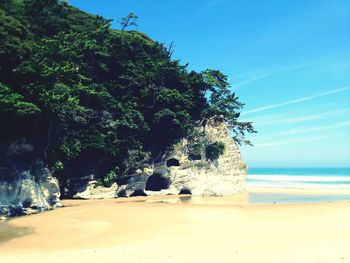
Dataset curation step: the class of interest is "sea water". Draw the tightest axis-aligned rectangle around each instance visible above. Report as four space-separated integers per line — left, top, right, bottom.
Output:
247 167 350 204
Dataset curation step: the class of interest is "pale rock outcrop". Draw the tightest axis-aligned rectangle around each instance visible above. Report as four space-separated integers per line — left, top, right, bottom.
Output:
71 119 247 198
73 182 118 199
118 119 246 197
0 140 61 217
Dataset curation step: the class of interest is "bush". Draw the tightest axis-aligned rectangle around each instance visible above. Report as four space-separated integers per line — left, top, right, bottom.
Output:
205 142 225 160
94 170 118 188
54 161 64 171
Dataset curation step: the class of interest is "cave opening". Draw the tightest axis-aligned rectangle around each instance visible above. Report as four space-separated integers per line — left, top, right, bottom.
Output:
145 174 171 191
166 158 180 167
188 153 201 161
130 189 147 197
179 188 192 195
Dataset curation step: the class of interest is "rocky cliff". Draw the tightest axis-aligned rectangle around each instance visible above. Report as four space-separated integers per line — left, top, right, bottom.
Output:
0 140 61 217
0 121 246 216
70 119 247 199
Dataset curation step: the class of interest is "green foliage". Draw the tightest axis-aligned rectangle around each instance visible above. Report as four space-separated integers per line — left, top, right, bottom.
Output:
202 69 256 145
0 83 40 116
119 12 138 31
0 0 254 185
54 160 64 171
94 169 118 188
205 142 225 160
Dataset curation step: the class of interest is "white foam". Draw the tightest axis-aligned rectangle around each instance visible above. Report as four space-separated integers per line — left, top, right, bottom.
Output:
247 175 350 182
247 181 350 190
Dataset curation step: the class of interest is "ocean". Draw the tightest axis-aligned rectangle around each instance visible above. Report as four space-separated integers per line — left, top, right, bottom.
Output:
246 167 350 204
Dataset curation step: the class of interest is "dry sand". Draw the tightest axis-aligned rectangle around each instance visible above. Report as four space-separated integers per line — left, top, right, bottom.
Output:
0 191 350 263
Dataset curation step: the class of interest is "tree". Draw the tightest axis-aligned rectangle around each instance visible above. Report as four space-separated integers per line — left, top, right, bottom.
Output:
0 1 255 187
0 83 40 116
202 69 256 145
119 12 138 31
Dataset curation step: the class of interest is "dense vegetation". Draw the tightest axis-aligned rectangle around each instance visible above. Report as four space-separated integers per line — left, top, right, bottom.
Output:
205 142 226 161
0 0 254 184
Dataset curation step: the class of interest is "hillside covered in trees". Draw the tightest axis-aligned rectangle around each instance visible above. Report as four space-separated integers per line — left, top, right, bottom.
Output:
0 0 254 186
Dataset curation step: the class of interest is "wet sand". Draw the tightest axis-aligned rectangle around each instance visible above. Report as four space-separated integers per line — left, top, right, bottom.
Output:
0 192 350 262
0 222 32 244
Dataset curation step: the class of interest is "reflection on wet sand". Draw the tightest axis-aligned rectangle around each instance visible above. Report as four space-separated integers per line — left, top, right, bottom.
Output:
0 221 33 244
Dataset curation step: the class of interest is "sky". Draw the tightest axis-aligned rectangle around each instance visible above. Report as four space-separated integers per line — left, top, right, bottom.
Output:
70 0 350 168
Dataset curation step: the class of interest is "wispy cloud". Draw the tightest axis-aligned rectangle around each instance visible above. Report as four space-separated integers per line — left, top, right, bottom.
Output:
255 135 337 148
231 73 269 89
283 120 350 135
250 119 350 142
241 86 350 116
250 108 350 127
231 62 314 90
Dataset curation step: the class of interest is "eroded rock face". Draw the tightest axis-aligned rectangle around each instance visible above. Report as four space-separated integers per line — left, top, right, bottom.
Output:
71 119 247 199
160 120 247 196
0 140 61 217
72 181 118 199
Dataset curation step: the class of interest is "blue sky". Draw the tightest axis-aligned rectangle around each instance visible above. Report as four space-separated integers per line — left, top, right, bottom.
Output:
70 0 350 167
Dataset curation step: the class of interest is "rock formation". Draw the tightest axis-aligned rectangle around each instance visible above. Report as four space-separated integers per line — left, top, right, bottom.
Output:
0 140 61 217
70 119 247 199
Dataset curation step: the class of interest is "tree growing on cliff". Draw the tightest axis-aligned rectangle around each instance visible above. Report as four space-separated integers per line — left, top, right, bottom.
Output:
119 12 138 31
202 69 256 145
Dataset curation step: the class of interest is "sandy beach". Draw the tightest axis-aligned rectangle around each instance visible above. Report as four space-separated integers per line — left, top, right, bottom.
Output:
1 191 350 263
